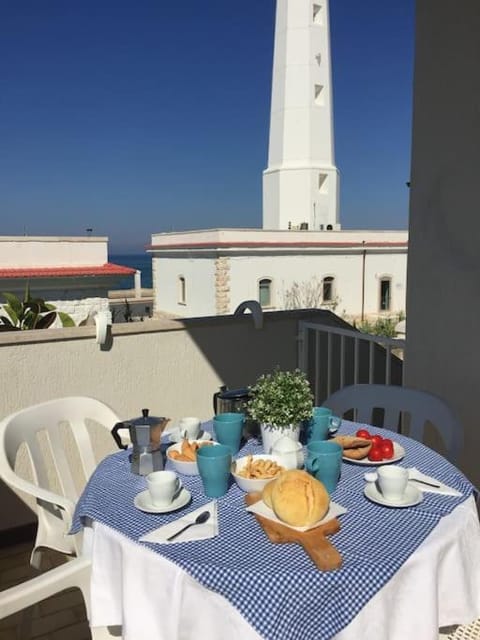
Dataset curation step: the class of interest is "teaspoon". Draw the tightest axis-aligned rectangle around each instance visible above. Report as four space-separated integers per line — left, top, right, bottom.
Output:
166 510 211 541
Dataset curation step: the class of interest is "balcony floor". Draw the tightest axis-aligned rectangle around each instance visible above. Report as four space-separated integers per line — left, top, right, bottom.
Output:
0 542 90 640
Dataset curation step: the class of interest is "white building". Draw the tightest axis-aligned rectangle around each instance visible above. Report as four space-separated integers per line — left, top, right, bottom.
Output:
149 228 407 320
150 0 407 320
0 236 136 325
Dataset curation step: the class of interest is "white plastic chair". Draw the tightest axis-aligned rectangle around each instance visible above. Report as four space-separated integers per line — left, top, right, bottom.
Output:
0 396 121 569
0 555 91 620
323 384 463 463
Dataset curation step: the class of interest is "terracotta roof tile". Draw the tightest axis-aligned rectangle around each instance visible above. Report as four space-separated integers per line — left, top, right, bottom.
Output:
0 263 136 279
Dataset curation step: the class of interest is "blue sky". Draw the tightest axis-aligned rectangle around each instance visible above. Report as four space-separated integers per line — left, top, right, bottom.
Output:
1 1 415 253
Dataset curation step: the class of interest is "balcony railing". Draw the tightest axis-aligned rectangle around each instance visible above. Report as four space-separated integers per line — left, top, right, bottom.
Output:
298 320 405 405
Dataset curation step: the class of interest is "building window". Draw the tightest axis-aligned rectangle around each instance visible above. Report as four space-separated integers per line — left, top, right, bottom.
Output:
313 4 323 25
380 278 391 311
322 276 334 303
314 84 324 106
259 278 272 308
178 276 186 305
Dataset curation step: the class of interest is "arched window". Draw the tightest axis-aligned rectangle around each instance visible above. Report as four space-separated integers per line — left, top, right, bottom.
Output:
380 277 391 311
258 278 272 308
322 276 334 303
178 276 186 304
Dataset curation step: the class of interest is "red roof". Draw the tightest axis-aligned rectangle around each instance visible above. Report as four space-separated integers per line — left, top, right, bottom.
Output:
0 263 136 279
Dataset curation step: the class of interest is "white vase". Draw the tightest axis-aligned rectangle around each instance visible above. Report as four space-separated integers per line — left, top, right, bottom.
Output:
260 422 301 454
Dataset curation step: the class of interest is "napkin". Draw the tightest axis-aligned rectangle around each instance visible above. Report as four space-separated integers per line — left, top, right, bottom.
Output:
407 467 462 497
139 501 218 544
246 498 347 532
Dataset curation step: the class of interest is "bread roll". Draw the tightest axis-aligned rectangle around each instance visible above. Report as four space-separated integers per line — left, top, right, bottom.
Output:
332 435 372 460
264 470 329 527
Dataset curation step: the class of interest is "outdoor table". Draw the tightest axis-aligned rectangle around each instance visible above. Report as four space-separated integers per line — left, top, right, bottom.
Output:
72 421 480 640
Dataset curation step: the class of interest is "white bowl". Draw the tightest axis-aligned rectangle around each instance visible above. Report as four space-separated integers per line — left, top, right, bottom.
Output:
231 454 285 492
166 440 218 475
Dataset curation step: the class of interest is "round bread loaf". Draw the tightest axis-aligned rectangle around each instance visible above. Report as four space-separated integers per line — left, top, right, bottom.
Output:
267 470 330 527
332 435 372 460
262 478 276 508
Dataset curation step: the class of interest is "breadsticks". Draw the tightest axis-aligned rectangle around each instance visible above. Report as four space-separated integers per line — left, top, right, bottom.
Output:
237 455 284 479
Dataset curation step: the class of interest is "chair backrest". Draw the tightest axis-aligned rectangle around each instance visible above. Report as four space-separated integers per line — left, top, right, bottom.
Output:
323 384 463 463
0 396 121 565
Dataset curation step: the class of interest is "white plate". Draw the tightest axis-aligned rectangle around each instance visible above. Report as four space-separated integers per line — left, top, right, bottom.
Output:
134 488 191 513
343 442 405 466
364 482 423 508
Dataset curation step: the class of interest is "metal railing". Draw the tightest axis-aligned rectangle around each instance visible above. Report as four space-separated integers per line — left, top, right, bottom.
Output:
298 321 406 405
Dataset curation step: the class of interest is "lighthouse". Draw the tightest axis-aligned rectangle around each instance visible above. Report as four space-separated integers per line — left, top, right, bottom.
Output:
263 0 340 231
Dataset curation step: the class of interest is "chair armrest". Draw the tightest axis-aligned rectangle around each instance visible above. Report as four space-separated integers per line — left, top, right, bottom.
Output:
0 464 76 522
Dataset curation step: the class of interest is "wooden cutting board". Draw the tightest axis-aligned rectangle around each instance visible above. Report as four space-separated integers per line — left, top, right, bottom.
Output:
244 492 342 571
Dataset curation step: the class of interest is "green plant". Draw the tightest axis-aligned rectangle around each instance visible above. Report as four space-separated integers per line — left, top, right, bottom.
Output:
355 315 403 338
247 368 314 427
0 286 75 331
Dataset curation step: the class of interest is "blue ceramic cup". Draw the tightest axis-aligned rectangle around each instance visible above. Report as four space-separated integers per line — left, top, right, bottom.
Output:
305 407 341 444
213 412 245 455
305 440 342 494
196 444 232 497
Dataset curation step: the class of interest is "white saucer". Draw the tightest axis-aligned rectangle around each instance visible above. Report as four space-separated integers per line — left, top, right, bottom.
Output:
343 442 405 466
134 488 191 513
364 482 423 508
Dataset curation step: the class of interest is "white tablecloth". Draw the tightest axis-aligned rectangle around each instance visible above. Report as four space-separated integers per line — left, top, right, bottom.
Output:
87 495 480 640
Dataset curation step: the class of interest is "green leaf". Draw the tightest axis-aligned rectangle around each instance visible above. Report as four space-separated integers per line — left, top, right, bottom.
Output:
3 304 20 326
2 292 23 317
58 312 75 327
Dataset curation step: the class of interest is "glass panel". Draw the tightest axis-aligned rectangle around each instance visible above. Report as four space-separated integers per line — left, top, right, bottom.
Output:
259 279 271 307
380 279 391 311
323 277 333 302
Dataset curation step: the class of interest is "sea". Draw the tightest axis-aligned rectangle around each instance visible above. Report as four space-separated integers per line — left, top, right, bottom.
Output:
110 254 153 290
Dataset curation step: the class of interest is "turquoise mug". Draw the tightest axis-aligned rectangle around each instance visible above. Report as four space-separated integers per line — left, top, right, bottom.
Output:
196 444 232 497
305 440 342 494
305 407 341 444
213 412 245 455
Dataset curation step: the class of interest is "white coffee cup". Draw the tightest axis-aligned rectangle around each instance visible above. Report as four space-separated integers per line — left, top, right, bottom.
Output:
146 470 182 506
377 466 409 502
178 416 201 439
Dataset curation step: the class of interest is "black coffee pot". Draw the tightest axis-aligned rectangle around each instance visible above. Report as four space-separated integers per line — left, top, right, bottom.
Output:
212 386 258 439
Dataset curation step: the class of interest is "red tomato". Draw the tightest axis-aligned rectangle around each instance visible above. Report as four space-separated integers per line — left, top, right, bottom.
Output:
371 435 383 448
356 429 371 439
368 446 383 462
381 439 394 459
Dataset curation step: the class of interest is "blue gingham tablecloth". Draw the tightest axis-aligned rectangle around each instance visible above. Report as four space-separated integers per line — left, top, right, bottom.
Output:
72 421 474 640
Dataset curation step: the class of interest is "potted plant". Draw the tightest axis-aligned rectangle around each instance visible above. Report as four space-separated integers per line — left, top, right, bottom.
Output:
247 368 314 453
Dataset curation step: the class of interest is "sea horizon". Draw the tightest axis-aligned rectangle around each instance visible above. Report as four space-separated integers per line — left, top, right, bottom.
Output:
110 253 153 290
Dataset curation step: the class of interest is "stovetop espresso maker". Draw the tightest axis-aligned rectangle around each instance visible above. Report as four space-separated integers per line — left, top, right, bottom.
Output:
111 408 169 475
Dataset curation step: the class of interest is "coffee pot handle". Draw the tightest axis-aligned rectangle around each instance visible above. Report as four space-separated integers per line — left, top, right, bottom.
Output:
111 422 129 450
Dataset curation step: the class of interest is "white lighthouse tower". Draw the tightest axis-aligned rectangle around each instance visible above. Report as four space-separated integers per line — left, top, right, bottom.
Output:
263 0 340 231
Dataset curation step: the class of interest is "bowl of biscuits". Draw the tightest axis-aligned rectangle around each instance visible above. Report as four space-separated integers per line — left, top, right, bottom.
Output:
231 454 285 492
166 439 217 475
